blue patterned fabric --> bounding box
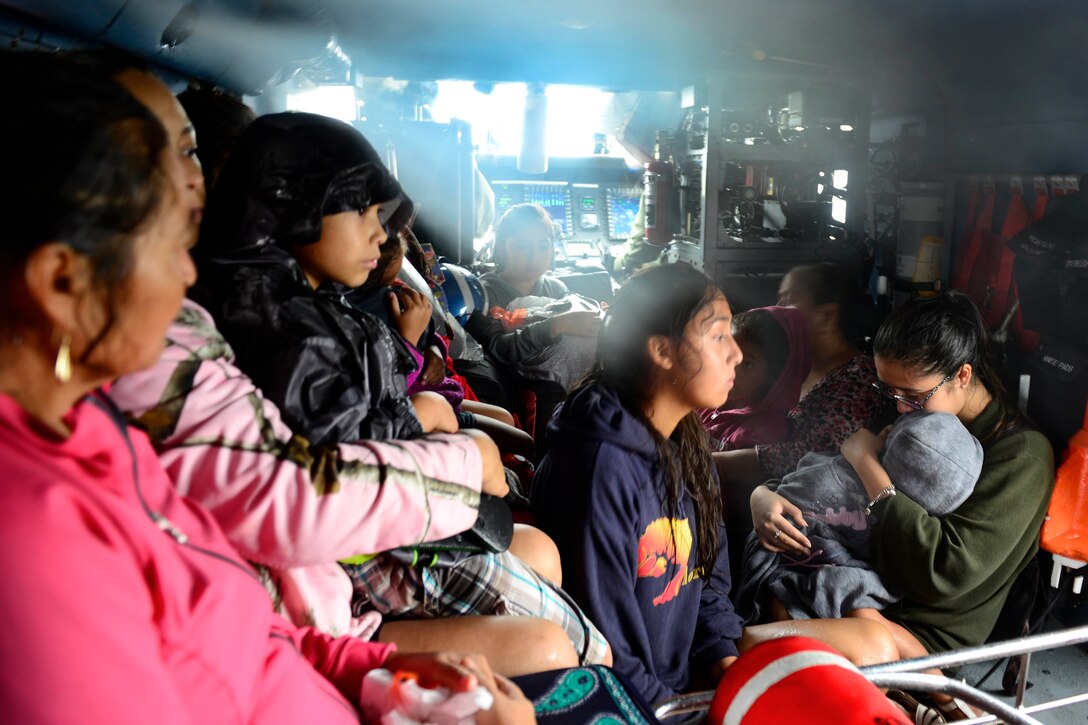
[515,666,660,724]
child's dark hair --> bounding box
[873,290,1020,444]
[176,86,256,190]
[788,262,861,342]
[733,309,790,401]
[0,50,167,357]
[583,262,724,577]
[355,233,407,296]
[492,203,555,270]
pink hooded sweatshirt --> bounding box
[0,391,391,724]
[108,300,484,638]
[700,306,812,450]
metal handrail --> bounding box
[859,624,1088,675]
[959,692,1088,725]
[654,692,712,720]
[654,626,1088,722]
[865,673,1042,725]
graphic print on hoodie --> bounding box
[638,517,695,606]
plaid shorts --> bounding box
[343,550,610,665]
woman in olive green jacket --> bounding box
[748,290,1054,720]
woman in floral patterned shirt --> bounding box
[717,263,893,481]
[714,264,894,552]
[754,352,893,479]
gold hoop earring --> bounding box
[54,334,72,384]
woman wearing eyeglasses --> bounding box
[750,290,1054,720]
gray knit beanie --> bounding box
[880,411,983,515]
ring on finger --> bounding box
[773,530,782,540]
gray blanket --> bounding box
[735,410,983,621]
[506,294,599,390]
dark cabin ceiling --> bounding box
[2,0,1085,95]
[319,0,1088,91]
[334,0,903,89]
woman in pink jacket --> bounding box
[0,51,530,724]
[100,58,602,672]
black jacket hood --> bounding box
[198,111,413,257]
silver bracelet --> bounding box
[864,485,897,515]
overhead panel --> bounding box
[2,0,332,92]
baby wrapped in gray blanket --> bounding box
[735,410,983,622]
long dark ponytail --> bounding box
[873,290,1021,444]
[582,262,724,576]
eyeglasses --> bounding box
[871,371,955,411]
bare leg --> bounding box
[509,524,562,586]
[462,400,516,427]
[847,609,964,711]
[380,616,578,677]
[351,550,610,665]
[742,617,899,666]
[465,409,534,460]
[848,608,928,660]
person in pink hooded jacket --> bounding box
[700,306,811,450]
[0,51,532,724]
[101,60,606,673]
[105,54,497,641]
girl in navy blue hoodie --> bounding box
[532,263,745,703]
